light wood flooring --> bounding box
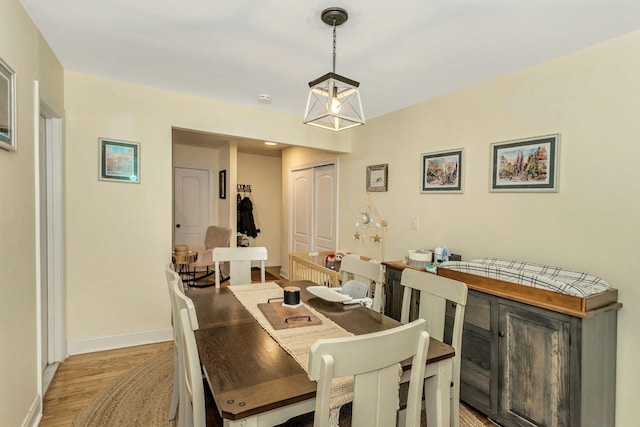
[40,341,173,426]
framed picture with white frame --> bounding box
[490,134,559,192]
[421,149,464,193]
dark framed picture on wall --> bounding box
[366,164,388,192]
[0,56,17,152]
[219,169,227,199]
[99,138,140,183]
[490,134,559,192]
[421,149,463,193]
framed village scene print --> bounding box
[421,149,463,193]
[490,134,559,192]
[99,138,140,183]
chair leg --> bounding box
[451,385,460,427]
[168,348,179,420]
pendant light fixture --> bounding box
[304,7,365,131]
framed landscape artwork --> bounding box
[490,134,559,192]
[421,149,463,193]
[366,164,388,192]
[99,138,140,183]
[0,56,16,151]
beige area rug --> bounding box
[72,343,485,427]
[72,348,177,427]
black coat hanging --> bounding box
[237,196,259,238]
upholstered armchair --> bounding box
[189,226,232,284]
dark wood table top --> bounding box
[190,280,455,421]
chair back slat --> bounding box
[212,246,268,287]
[400,268,468,427]
[339,254,384,312]
[308,319,430,427]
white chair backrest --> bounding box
[339,254,384,312]
[165,263,180,421]
[170,271,204,427]
[400,268,468,427]
[212,246,268,287]
[179,308,206,427]
[308,319,430,427]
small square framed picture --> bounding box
[99,138,140,183]
[421,149,463,193]
[366,164,388,192]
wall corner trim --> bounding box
[21,395,42,427]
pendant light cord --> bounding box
[332,19,337,73]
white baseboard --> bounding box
[67,327,173,355]
[21,395,41,427]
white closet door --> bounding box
[291,163,337,253]
[314,164,337,252]
[292,168,313,252]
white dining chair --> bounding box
[338,254,385,312]
[165,263,180,422]
[171,271,204,427]
[308,319,430,427]
[400,268,468,427]
[212,246,268,287]
[167,266,202,427]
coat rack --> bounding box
[237,184,252,194]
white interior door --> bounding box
[174,167,210,246]
[291,163,337,253]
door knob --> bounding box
[176,224,181,228]
[498,331,505,337]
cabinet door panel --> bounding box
[460,329,492,409]
[498,304,571,427]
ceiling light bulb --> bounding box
[331,96,342,114]
[264,141,277,146]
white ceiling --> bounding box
[20,0,640,121]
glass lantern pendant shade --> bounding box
[304,72,365,131]
[304,7,365,131]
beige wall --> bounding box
[0,0,64,425]
[63,70,345,344]
[238,152,283,266]
[338,31,640,425]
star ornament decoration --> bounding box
[373,234,382,243]
[354,232,361,240]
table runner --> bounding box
[229,282,354,415]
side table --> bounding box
[172,251,198,288]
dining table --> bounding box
[190,280,455,427]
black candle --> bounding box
[283,286,300,306]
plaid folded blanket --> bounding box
[440,257,610,297]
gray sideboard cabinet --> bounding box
[383,262,621,427]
